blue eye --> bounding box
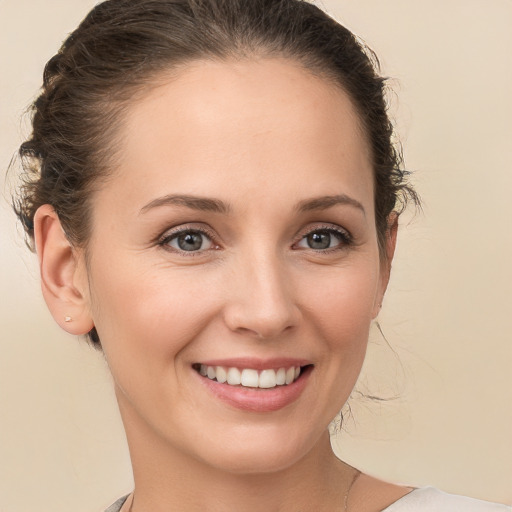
[296,229,349,250]
[164,230,213,252]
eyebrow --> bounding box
[139,193,365,216]
[140,194,231,215]
[296,194,366,216]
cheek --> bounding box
[87,264,223,425]
[282,267,376,424]
[297,259,380,344]
[87,255,233,388]
[88,258,220,367]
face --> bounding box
[80,58,392,474]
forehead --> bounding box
[96,58,374,218]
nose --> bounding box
[222,249,301,339]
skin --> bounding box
[35,58,411,511]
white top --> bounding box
[105,487,511,511]
[382,487,511,511]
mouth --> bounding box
[192,361,314,412]
[192,363,311,389]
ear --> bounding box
[34,205,94,335]
[372,212,399,318]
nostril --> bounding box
[228,315,299,340]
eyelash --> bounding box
[294,224,353,252]
[158,225,218,257]
[157,224,353,255]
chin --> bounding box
[190,423,326,476]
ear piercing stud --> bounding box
[64,316,72,323]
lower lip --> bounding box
[196,367,312,412]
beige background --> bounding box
[1,1,511,511]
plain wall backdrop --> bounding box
[1,1,511,511]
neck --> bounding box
[122,412,357,512]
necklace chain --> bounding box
[344,469,361,512]
[128,469,361,512]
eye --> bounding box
[162,229,214,252]
[296,228,350,250]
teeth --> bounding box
[216,366,227,383]
[227,367,241,385]
[241,369,259,387]
[198,364,303,389]
[259,369,277,388]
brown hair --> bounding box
[13,0,418,345]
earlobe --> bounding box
[34,205,94,335]
[372,213,399,318]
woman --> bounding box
[9,0,511,511]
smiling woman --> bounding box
[5,0,511,511]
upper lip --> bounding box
[196,357,312,371]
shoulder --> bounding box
[384,487,512,512]
[104,495,129,512]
